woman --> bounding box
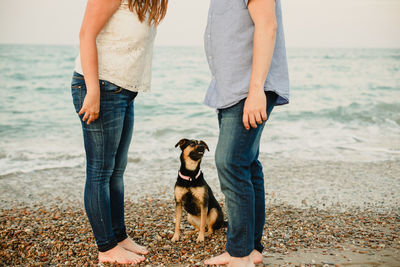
[71,0,168,264]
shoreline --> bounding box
[1,158,399,212]
[1,198,399,266]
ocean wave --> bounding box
[7,73,28,81]
[281,102,400,126]
[0,150,84,177]
[0,160,84,178]
[369,85,398,91]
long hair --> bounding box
[128,0,168,26]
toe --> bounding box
[139,246,149,254]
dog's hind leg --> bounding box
[187,214,200,231]
[171,202,183,242]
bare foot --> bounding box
[228,255,254,267]
[204,252,230,265]
[204,250,262,265]
[250,250,263,264]
[118,237,149,255]
[98,245,145,264]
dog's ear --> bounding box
[175,138,188,149]
[200,140,209,151]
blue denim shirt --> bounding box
[204,0,290,109]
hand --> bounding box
[242,89,267,130]
[78,91,100,125]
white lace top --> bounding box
[74,0,157,92]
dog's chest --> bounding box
[175,186,206,215]
[175,186,206,203]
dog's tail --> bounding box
[212,220,228,230]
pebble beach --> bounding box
[1,199,399,266]
[1,158,399,266]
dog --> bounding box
[171,138,226,243]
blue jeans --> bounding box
[71,72,137,252]
[215,91,278,257]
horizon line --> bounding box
[0,42,399,50]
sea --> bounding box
[0,44,399,208]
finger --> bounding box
[249,113,258,129]
[86,115,93,125]
[94,112,99,121]
[261,110,267,121]
[242,112,250,130]
[87,113,98,125]
[78,107,85,116]
[255,112,263,124]
[82,112,90,122]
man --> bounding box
[203,0,289,266]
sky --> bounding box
[0,0,399,48]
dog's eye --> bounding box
[189,142,195,147]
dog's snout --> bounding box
[197,145,205,152]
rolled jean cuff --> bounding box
[115,231,128,243]
[98,240,118,252]
[226,245,253,258]
[254,244,263,253]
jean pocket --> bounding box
[71,72,86,89]
[71,87,83,113]
[71,84,84,89]
[100,80,123,94]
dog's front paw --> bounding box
[171,234,180,242]
[196,235,205,243]
[205,231,213,237]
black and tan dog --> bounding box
[171,138,226,243]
